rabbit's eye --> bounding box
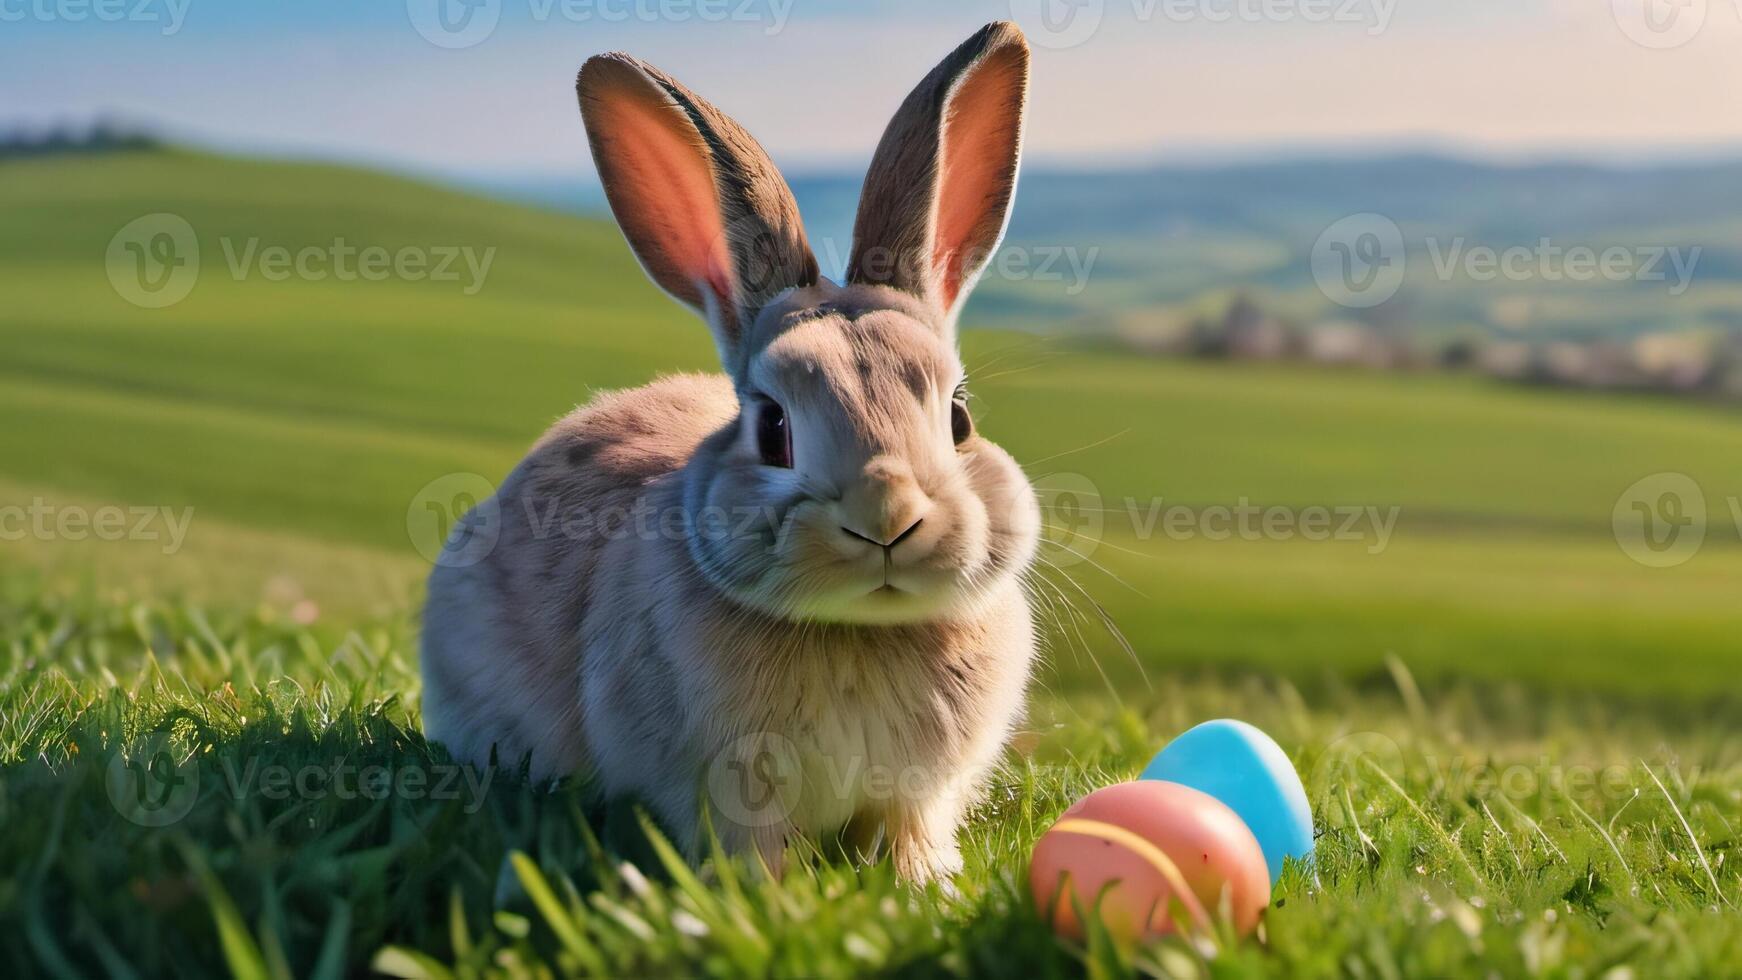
[951,396,973,446]
[756,399,792,468]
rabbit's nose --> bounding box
[835,457,933,553]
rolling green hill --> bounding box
[746,159,1742,335]
[5,149,1742,980]
[4,148,1741,699]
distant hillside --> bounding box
[9,148,1742,690]
[6,145,1742,543]
[988,156,1742,338]
[492,155,1742,339]
[0,147,702,549]
[0,121,161,159]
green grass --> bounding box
[1071,528,1742,701]
[2,583,1737,977]
[5,148,1742,975]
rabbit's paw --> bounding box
[891,832,964,886]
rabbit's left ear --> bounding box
[578,53,818,371]
[847,22,1029,332]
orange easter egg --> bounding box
[1029,780,1272,941]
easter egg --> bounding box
[1140,719,1313,886]
[1029,781,1272,941]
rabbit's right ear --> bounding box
[577,54,818,371]
[847,22,1029,335]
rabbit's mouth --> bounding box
[816,587,951,625]
[780,560,989,625]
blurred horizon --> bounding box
[9,0,1742,179]
[18,113,1742,185]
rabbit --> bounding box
[421,21,1039,883]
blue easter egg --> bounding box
[1140,719,1312,885]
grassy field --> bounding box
[3,149,1741,975]
[2,588,1737,977]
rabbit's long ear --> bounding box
[847,22,1028,333]
[578,53,817,369]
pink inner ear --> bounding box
[592,90,733,309]
[933,47,1024,313]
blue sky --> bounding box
[5,0,1741,178]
